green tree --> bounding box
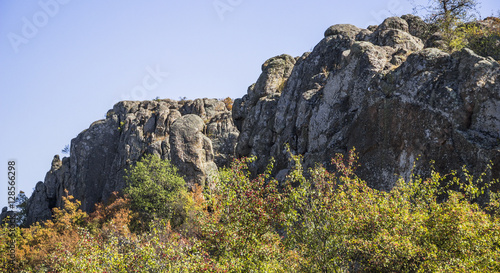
[14,191,28,227]
[123,154,188,231]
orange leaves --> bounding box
[10,190,88,270]
[89,192,132,238]
[221,97,233,111]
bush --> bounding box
[221,97,234,111]
[464,17,500,60]
[197,156,301,271]
[0,192,88,272]
[2,150,499,272]
[283,149,500,272]
[123,154,189,232]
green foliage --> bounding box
[414,0,479,51]
[2,149,499,272]
[45,221,211,273]
[0,192,88,272]
[463,17,500,60]
[414,0,500,59]
[197,156,301,271]
[124,154,188,231]
[283,149,500,272]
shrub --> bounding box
[0,192,88,272]
[123,154,189,232]
[283,148,500,272]
[88,192,133,239]
[221,97,233,111]
[2,149,499,272]
[197,157,301,271]
[463,17,500,60]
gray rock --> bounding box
[25,16,500,226]
[377,16,409,32]
[249,55,296,103]
[205,111,239,167]
[25,182,52,224]
[324,24,362,40]
[170,114,218,189]
[370,28,424,52]
[401,14,436,41]
[234,16,500,191]
[25,99,237,225]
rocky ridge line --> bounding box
[233,16,500,190]
[15,15,500,226]
[24,99,238,225]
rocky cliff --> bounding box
[234,16,500,190]
[22,15,500,225]
[24,99,238,225]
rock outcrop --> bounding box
[23,15,500,225]
[234,16,500,190]
[25,99,237,225]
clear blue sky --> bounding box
[1,0,498,209]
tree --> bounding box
[14,191,28,227]
[413,0,479,50]
[123,154,188,231]
[61,145,69,155]
[423,0,478,23]
[221,97,233,111]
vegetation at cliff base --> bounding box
[1,151,500,272]
[123,154,189,231]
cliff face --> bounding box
[23,16,500,225]
[25,99,238,225]
[234,16,500,190]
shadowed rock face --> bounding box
[234,16,500,190]
[25,99,237,225]
[22,15,500,226]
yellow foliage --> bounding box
[6,190,88,270]
[222,97,233,111]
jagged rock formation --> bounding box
[21,15,500,226]
[234,16,500,190]
[25,99,237,225]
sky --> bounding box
[1,0,498,209]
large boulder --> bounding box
[170,114,218,189]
